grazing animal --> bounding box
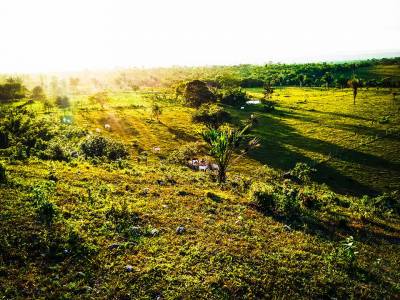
[104,124,111,130]
[153,146,161,152]
[199,165,208,171]
[240,106,245,110]
[95,128,101,133]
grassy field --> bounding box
[1,87,400,299]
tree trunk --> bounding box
[218,166,227,183]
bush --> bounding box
[37,201,57,225]
[80,135,128,161]
[184,80,216,107]
[192,104,231,129]
[250,182,300,215]
[249,182,275,211]
[0,163,6,183]
[218,88,248,107]
[41,140,71,161]
[289,162,316,182]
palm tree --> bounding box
[201,125,259,183]
[348,78,360,105]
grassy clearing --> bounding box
[1,87,400,299]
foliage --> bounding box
[289,162,316,182]
[201,125,259,183]
[167,142,205,164]
[0,162,6,183]
[192,104,231,129]
[31,86,46,101]
[80,135,129,161]
[0,77,26,102]
[55,95,70,109]
[184,80,216,107]
[218,88,248,107]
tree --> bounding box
[184,80,216,107]
[69,77,80,93]
[219,88,248,107]
[336,76,348,89]
[31,86,46,101]
[201,125,259,183]
[263,82,274,99]
[55,96,70,109]
[192,104,231,129]
[348,78,360,105]
[151,102,162,121]
[0,78,26,102]
[43,99,54,112]
[321,72,334,88]
[88,91,110,109]
[297,74,305,87]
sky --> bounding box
[0,0,399,73]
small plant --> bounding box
[37,201,57,225]
[151,102,162,121]
[249,182,275,211]
[205,190,223,202]
[289,162,316,182]
[338,236,358,268]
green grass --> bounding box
[1,87,400,299]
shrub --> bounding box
[218,88,248,107]
[275,185,300,215]
[249,182,275,211]
[37,201,57,225]
[80,135,128,161]
[42,140,71,161]
[0,163,6,183]
[184,80,216,107]
[192,104,231,129]
[289,162,316,182]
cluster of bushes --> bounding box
[80,135,129,161]
[192,104,232,129]
[355,191,400,217]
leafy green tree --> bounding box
[0,78,26,102]
[219,88,248,106]
[55,96,70,109]
[31,86,46,101]
[184,80,216,107]
[201,125,259,183]
[297,74,305,87]
[321,72,334,88]
[192,104,231,129]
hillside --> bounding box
[1,83,400,299]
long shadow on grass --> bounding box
[232,108,395,196]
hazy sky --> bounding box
[1,0,399,72]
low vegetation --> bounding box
[0,60,400,298]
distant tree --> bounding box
[69,77,80,93]
[321,72,334,88]
[0,78,26,102]
[219,88,248,107]
[88,91,110,109]
[43,99,54,112]
[297,74,305,87]
[201,125,259,183]
[348,78,360,105]
[31,86,46,101]
[184,80,216,107]
[192,104,231,129]
[151,102,162,121]
[55,96,70,109]
[336,76,348,89]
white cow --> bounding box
[104,124,111,130]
